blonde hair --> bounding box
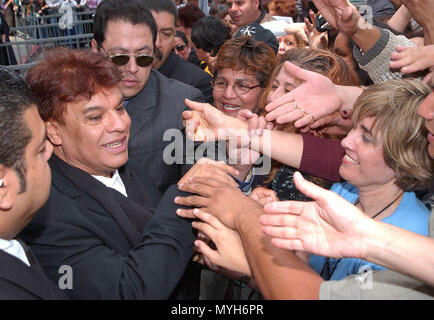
[353,79,433,190]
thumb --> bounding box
[293,171,330,204]
[185,99,206,112]
[283,61,313,82]
[341,6,355,23]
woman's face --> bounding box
[267,66,299,104]
[339,117,396,190]
[172,36,190,61]
[334,33,357,74]
[224,14,239,35]
[278,34,297,56]
[213,67,263,118]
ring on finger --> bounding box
[307,113,315,122]
[292,101,298,110]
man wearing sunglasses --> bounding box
[143,0,213,104]
[92,0,204,195]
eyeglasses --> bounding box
[101,46,154,68]
[211,78,263,95]
[174,44,186,52]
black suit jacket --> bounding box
[126,69,203,194]
[0,242,68,300]
[19,159,196,300]
[158,51,213,104]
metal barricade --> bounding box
[1,33,94,75]
[10,19,94,40]
[2,9,96,74]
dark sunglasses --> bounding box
[100,45,154,68]
[108,53,154,68]
[174,44,186,52]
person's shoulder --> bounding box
[152,69,201,93]
[151,69,204,105]
[384,191,431,235]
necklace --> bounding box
[353,191,404,220]
[320,191,404,280]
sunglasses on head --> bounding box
[174,44,186,52]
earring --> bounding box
[0,179,3,187]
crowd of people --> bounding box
[0,0,434,301]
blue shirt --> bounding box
[309,182,431,281]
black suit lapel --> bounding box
[0,249,66,299]
[49,155,144,247]
[126,70,159,140]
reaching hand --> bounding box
[264,61,343,128]
[178,158,239,188]
[249,186,279,207]
[183,99,248,142]
[192,210,252,277]
[304,10,328,50]
[311,0,362,37]
[390,45,434,74]
[309,110,353,136]
[259,172,371,260]
[175,177,262,229]
[404,0,434,29]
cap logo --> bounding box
[240,26,257,36]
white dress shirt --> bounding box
[0,238,30,267]
[92,169,128,197]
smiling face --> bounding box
[213,67,263,117]
[98,20,154,100]
[418,74,434,159]
[339,117,396,190]
[47,86,130,178]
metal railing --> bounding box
[2,13,94,75]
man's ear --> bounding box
[91,39,99,52]
[0,165,17,211]
[45,121,62,146]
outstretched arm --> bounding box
[260,172,434,287]
[175,177,324,299]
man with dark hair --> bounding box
[0,67,67,299]
[227,0,274,28]
[190,16,231,74]
[140,0,213,103]
[91,0,204,194]
[21,48,238,300]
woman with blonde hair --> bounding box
[308,79,433,279]
[177,78,433,286]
